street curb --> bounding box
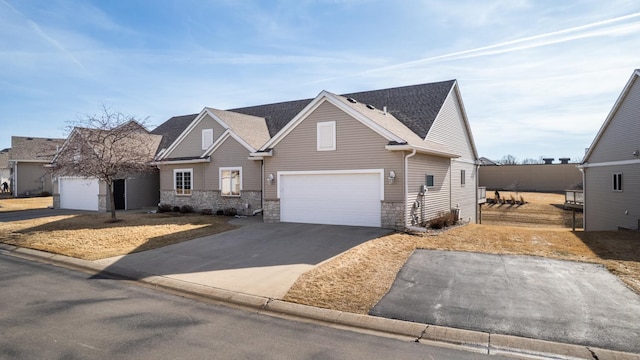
[2,246,639,359]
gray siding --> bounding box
[166,114,226,158]
[263,100,404,201]
[480,164,582,192]
[584,163,640,231]
[425,89,475,160]
[203,136,262,191]
[158,163,207,192]
[126,171,160,209]
[15,162,52,196]
[407,154,451,224]
[587,77,640,163]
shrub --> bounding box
[427,211,458,229]
[179,205,194,213]
[223,207,237,216]
[201,208,213,215]
[40,191,51,197]
[172,206,181,212]
[157,203,173,213]
[216,209,224,216]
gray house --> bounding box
[581,69,640,231]
[8,136,65,197]
[156,80,480,229]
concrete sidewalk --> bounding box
[1,243,639,359]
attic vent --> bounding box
[366,104,375,110]
[347,98,357,103]
[46,138,53,141]
[26,138,33,140]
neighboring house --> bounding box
[156,80,479,229]
[478,157,498,166]
[52,122,162,212]
[581,69,640,231]
[0,148,10,193]
[8,136,65,197]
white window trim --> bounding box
[317,121,336,151]
[202,128,214,150]
[174,168,193,196]
[219,167,242,197]
[613,172,623,192]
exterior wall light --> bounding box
[267,173,275,185]
[387,170,396,184]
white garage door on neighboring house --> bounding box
[279,170,383,227]
[59,177,99,211]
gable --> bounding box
[425,85,477,160]
[164,113,226,159]
[585,71,640,164]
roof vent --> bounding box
[26,137,33,140]
[366,104,375,110]
[542,158,554,164]
[347,98,357,103]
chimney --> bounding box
[559,158,570,164]
[542,158,554,164]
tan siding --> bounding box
[158,163,206,191]
[202,137,262,191]
[126,171,160,209]
[479,164,582,191]
[426,90,475,160]
[263,100,404,200]
[16,162,51,196]
[585,164,640,231]
[167,114,226,158]
[407,154,451,224]
[588,77,640,163]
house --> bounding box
[580,69,640,231]
[52,122,162,212]
[8,136,65,197]
[0,148,10,193]
[156,80,479,229]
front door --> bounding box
[114,179,126,210]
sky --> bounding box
[1,0,639,163]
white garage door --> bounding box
[279,171,382,227]
[59,177,99,211]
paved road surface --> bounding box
[370,250,640,353]
[0,255,509,360]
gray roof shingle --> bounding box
[151,114,198,152]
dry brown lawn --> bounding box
[0,212,235,260]
[0,196,53,212]
[482,191,583,228]
[284,194,638,315]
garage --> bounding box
[59,177,99,211]
[279,170,383,227]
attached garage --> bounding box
[59,177,99,211]
[278,170,383,227]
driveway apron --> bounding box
[370,250,640,353]
[94,220,391,299]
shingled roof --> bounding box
[151,114,198,152]
[230,80,455,138]
[9,136,65,162]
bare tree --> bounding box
[521,158,543,164]
[499,154,518,165]
[51,106,160,221]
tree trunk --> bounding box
[106,180,117,220]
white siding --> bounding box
[451,160,477,223]
[407,154,451,224]
[585,163,640,231]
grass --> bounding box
[482,191,583,228]
[0,196,53,212]
[284,225,640,314]
[0,212,235,260]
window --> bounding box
[220,167,241,196]
[174,169,192,195]
[613,173,622,191]
[461,170,466,185]
[317,121,336,151]
[202,129,213,150]
[426,174,434,187]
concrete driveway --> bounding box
[94,217,391,299]
[0,208,88,222]
[369,250,640,353]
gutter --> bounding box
[386,144,459,159]
[150,158,211,165]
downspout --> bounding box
[13,161,17,197]
[475,162,480,224]
[404,149,417,227]
[579,166,586,231]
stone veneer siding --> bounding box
[263,199,280,223]
[263,199,406,230]
[52,194,60,209]
[381,201,406,230]
[98,194,107,212]
[160,190,261,216]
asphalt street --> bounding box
[0,254,509,360]
[370,250,640,353]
